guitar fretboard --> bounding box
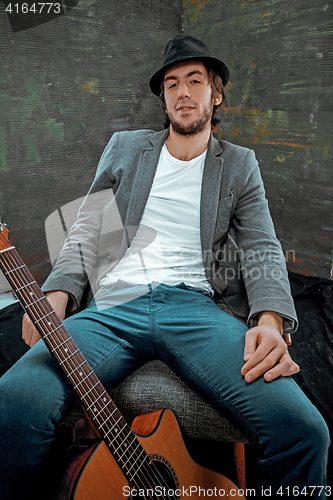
[0,240,151,485]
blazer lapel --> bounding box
[124,129,169,242]
[200,134,224,272]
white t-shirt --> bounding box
[100,143,213,295]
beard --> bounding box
[167,102,213,136]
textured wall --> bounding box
[1,0,332,284]
[0,0,182,284]
[184,0,333,278]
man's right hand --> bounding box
[22,290,69,348]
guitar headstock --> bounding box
[0,224,11,251]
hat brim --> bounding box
[149,55,230,96]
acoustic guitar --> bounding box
[0,224,245,500]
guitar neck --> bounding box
[0,230,148,483]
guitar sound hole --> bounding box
[128,454,180,499]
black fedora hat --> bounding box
[149,34,230,96]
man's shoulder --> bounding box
[103,129,168,158]
[114,128,164,145]
[210,134,254,160]
[219,138,253,157]
[212,137,257,175]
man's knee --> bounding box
[281,400,330,463]
[0,349,73,437]
[0,378,50,436]
[304,410,330,456]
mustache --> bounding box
[176,99,197,110]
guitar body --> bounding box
[61,409,244,500]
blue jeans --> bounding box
[0,282,329,499]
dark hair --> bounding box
[159,65,226,129]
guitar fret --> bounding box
[88,390,109,412]
[25,296,45,308]
[91,399,112,420]
[44,325,62,337]
[120,423,127,433]
[109,420,126,445]
[80,380,99,399]
[35,311,54,323]
[51,338,70,353]
[99,408,117,432]
[104,413,121,438]
[114,430,136,464]
[0,246,15,254]
[16,280,36,292]
[114,430,133,455]
[73,370,94,389]
[87,389,107,411]
[127,448,146,477]
[129,435,137,448]
[59,348,79,366]
[122,441,141,468]
[124,436,139,464]
[66,360,87,378]
[5,264,25,274]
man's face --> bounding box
[163,61,220,136]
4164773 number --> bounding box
[5,3,61,14]
[276,486,331,496]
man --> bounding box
[0,35,329,499]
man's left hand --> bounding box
[241,312,300,383]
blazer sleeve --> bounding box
[233,149,298,333]
[42,133,120,313]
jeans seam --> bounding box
[90,338,129,375]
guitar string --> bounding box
[0,247,176,500]
[0,242,179,500]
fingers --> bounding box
[242,326,283,369]
[262,354,300,382]
[281,360,300,377]
[243,327,258,362]
[22,313,41,348]
[241,326,299,383]
[21,291,68,349]
[262,353,299,382]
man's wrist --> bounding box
[46,290,69,303]
[257,311,283,335]
[257,312,292,344]
[45,290,69,320]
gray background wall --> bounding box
[0,0,332,285]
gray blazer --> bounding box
[43,129,297,333]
